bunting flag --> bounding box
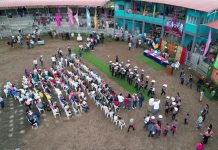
[214,55,218,69]
[134,2,137,13]
[55,8,61,27]
[74,10,79,26]
[94,8,98,29]
[173,9,177,24]
[143,4,146,16]
[67,8,74,27]
[203,29,212,56]
[153,3,156,17]
[86,7,91,28]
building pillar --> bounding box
[142,21,145,34]
[132,19,135,33]
[123,18,126,30]
[181,32,186,46]
[161,25,164,38]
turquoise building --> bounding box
[114,0,218,52]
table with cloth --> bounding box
[143,50,169,67]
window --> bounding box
[118,5,124,10]
[186,16,197,24]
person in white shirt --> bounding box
[153,98,160,115]
[51,55,56,68]
[128,42,132,51]
[0,96,4,109]
[144,114,150,130]
[33,58,37,68]
[117,93,124,108]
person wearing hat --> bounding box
[161,84,167,96]
[157,115,163,128]
[172,107,178,120]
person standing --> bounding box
[117,93,124,109]
[180,73,185,85]
[202,128,213,144]
[33,58,37,68]
[128,41,132,51]
[161,84,167,96]
[39,55,43,67]
[67,46,72,56]
[127,118,135,132]
[180,67,184,77]
[196,115,203,129]
[186,74,193,88]
[115,55,119,62]
[51,55,56,68]
[196,142,204,150]
[201,104,209,122]
[138,92,144,109]
[0,96,4,109]
[200,89,205,102]
[153,98,160,116]
[184,113,190,125]
[171,119,178,135]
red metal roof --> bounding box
[206,20,218,29]
[0,0,107,8]
[141,0,218,12]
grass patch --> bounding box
[137,55,164,71]
[74,49,149,100]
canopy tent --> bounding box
[206,20,218,30]
[0,0,108,8]
[141,0,218,12]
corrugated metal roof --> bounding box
[0,0,107,8]
[141,0,218,12]
[206,20,218,29]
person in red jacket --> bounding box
[124,97,129,109]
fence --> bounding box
[185,51,209,76]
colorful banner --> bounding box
[94,8,98,29]
[74,10,79,26]
[55,8,61,27]
[173,9,177,24]
[153,3,156,17]
[67,8,73,27]
[86,7,91,27]
[55,15,61,27]
[203,29,212,56]
[179,46,187,65]
[143,4,146,16]
[214,55,218,69]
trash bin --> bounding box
[165,65,172,75]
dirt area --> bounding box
[0,37,217,150]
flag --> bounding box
[173,9,177,24]
[214,55,218,69]
[153,3,156,17]
[203,29,212,56]
[74,10,79,26]
[55,8,61,27]
[143,4,146,16]
[94,8,98,29]
[67,8,74,27]
[86,7,91,28]
[134,2,137,13]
